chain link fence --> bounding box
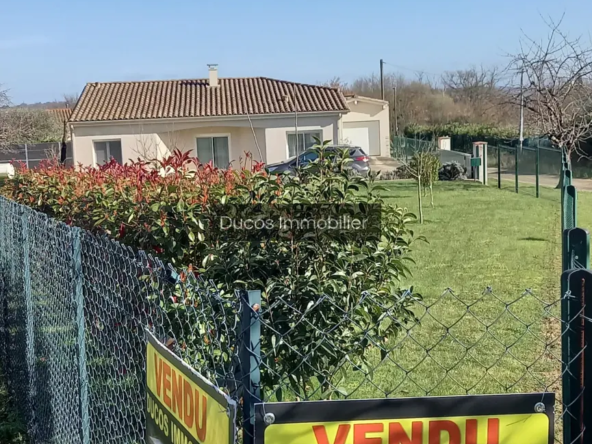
[0,196,246,444]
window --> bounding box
[287,131,322,158]
[296,151,318,165]
[196,136,230,168]
[94,140,122,165]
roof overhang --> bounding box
[345,95,389,109]
[69,110,346,127]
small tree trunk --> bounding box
[417,175,424,224]
[429,182,434,208]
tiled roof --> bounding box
[46,108,72,123]
[70,77,349,123]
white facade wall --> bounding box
[71,114,341,167]
[342,99,390,157]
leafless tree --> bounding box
[0,85,9,109]
[442,66,513,124]
[0,108,62,150]
[508,18,592,158]
[321,77,350,91]
[63,93,80,109]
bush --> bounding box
[0,368,27,443]
[438,161,467,181]
[2,144,421,398]
[404,123,524,154]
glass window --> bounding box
[287,131,322,158]
[94,142,108,165]
[196,136,230,168]
[196,138,214,164]
[297,151,318,164]
[93,140,122,165]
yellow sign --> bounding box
[145,331,236,444]
[265,413,549,444]
[254,394,554,444]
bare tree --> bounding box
[63,93,80,109]
[391,138,440,223]
[0,108,62,150]
[508,18,592,158]
[321,77,350,91]
[442,66,512,124]
[0,85,9,109]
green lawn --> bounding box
[340,180,569,400]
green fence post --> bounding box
[567,185,577,229]
[497,146,501,189]
[72,228,90,444]
[240,289,261,444]
[21,209,36,439]
[515,146,519,193]
[561,268,592,444]
[584,273,592,444]
[536,146,540,198]
[565,228,590,270]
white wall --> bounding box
[71,114,340,167]
[263,115,338,164]
[342,99,390,157]
[159,126,266,165]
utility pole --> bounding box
[516,69,524,194]
[393,86,398,135]
[519,69,525,152]
[380,59,385,100]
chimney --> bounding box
[208,64,219,87]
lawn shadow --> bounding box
[520,237,548,242]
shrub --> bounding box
[403,123,525,154]
[438,161,467,181]
[393,165,414,179]
[0,368,27,443]
[2,145,421,399]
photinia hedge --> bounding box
[3,145,422,399]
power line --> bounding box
[382,61,440,77]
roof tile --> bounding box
[70,77,348,122]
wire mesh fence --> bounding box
[391,136,437,162]
[487,144,563,197]
[0,196,245,444]
[245,284,575,442]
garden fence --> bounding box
[558,149,592,444]
[0,166,591,443]
[0,142,74,168]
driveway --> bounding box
[487,168,592,191]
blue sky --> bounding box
[2,0,592,103]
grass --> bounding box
[337,180,567,400]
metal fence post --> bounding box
[240,289,261,444]
[585,273,592,444]
[72,228,90,444]
[561,268,592,444]
[497,146,501,189]
[515,146,519,193]
[21,209,36,439]
[536,146,540,198]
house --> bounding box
[69,66,391,167]
[47,108,73,126]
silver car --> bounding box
[267,145,370,176]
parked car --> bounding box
[267,145,370,176]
